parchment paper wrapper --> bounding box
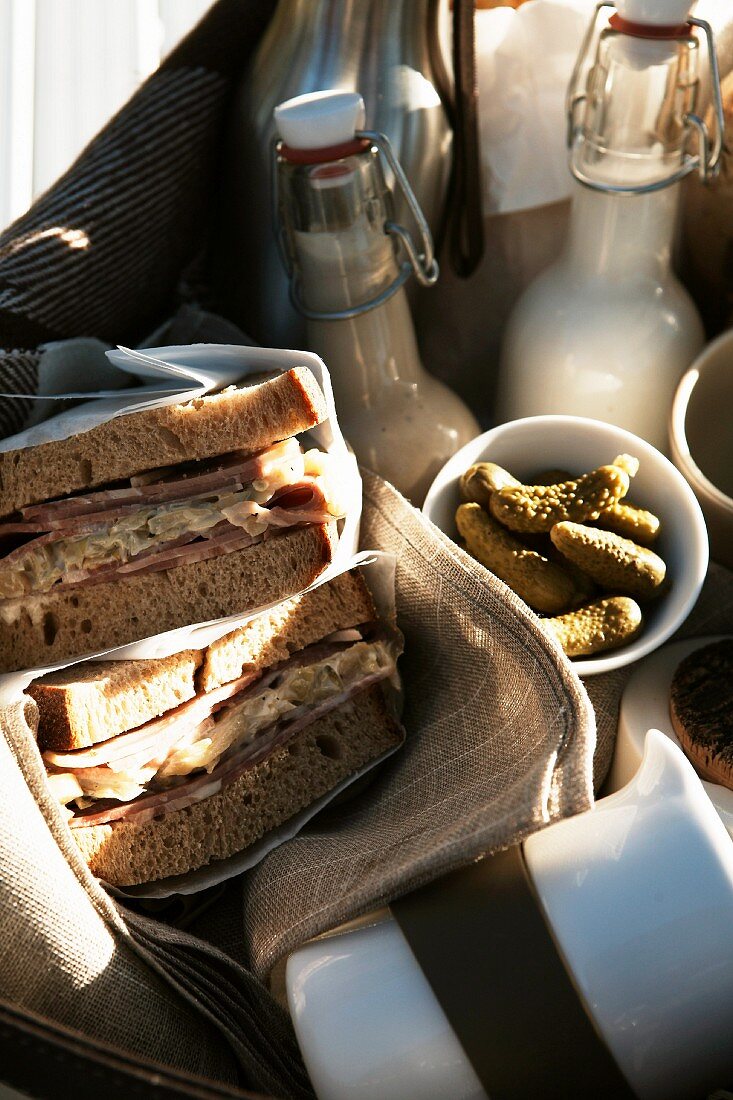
[0,343,362,696]
[6,553,401,899]
[0,341,278,446]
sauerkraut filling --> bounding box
[0,440,347,601]
[45,632,400,817]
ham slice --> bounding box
[68,664,394,829]
[0,441,339,602]
[19,494,241,538]
[0,520,49,536]
[3,477,320,573]
[46,634,364,775]
[0,525,109,566]
[114,527,259,576]
[54,719,216,784]
[223,478,334,530]
[19,438,303,526]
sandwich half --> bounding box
[0,368,348,672]
[29,570,404,887]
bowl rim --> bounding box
[423,414,710,677]
[670,333,733,518]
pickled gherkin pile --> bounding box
[456,455,667,658]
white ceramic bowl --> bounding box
[423,416,709,676]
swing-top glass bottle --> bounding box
[496,0,726,453]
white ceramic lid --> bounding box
[274,90,365,150]
[615,0,694,25]
[524,730,733,1100]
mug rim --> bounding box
[670,332,733,518]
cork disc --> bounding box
[670,639,733,791]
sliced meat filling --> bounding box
[44,626,401,826]
[0,441,345,601]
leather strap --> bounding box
[392,845,637,1099]
[0,998,267,1100]
[448,0,484,278]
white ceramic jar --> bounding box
[286,732,733,1099]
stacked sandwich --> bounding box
[30,569,403,886]
[6,363,404,886]
[0,368,345,672]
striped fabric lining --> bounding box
[0,67,225,346]
[0,349,39,438]
[0,62,226,441]
[0,0,282,447]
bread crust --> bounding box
[0,523,336,673]
[198,569,376,693]
[0,367,327,518]
[73,685,403,886]
[671,720,733,788]
[30,651,203,752]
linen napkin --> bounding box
[0,474,596,1094]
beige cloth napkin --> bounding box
[240,471,595,979]
[12,471,723,1090]
[0,694,311,1097]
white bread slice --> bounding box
[29,570,375,752]
[0,523,336,674]
[72,685,402,887]
[0,367,327,518]
[199,569,376,693]
[29,651,203,753]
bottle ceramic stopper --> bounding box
[614,0,693,26]
[274,91,366,150]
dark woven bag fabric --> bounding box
[0,0,275,438]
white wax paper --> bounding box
[0,343,346,449]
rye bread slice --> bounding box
[198,569,376,693]
[30,650,203,753]
[0,367,327,518]
[29,569,375,752]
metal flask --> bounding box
[215,0,452,349]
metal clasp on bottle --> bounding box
[566,1,725,196]
[273,130,439,322]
